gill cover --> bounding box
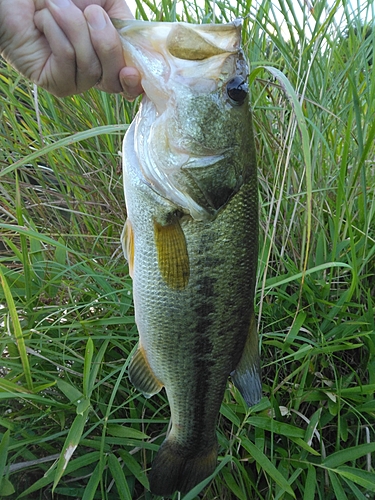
[114,19,250,221]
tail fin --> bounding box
[149,436,218,496]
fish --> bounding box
[113,18,261,496]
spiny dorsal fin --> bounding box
[121,218,135,278]
[129,345,163,398]
[154,216,189,290]
[231,312,262,406]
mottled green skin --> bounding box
[120,19,259,495]
[124,93,258,493]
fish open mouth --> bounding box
[112,19,243,111]
[115,19,250,220]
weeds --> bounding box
[0,0,374,498]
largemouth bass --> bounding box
[114,18,261,496]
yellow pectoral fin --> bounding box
[121,218,135,278]
[154,217,189,290]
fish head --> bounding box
[114,19,255,220]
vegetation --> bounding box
[0,0,374,498]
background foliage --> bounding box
[0,0,374,498]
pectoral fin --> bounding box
[231,313,262,406]
[129,345,163,398]
[154,217,189,290]
[122,219,135,278]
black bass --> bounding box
[113,18,261,496]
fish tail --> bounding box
[149,436,218,496]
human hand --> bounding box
[0,0,143,98]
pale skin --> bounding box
[0,0,143,98]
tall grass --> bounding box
[1,0,374,498]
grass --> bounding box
[0,0,374,498]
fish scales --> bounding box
[114,18,261,496]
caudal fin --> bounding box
[149,436,218,496]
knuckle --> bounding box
[61,45,76,62]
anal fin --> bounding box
[121,218,135,278]
[231,312,262,406]
[154,216,189,290]
[129,345,163,398]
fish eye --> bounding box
[226,77,248,105]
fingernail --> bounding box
[123,74,140,88]
[49,0,71,8]
[87,10,107,31]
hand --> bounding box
[0,0,143,98]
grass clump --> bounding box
[1,0,374,498]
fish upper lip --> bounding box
[119,19,248,221]
[113,18,244,106]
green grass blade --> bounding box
[56,379,83,404]
[81,462,101,500]
[0,124,128,178]
[0,224,81,257]
[342,476,371,500]
[328,470,348,500]
[18,452,100,498]
[0,267,33,390]
[264,262,352,291]
[82,337,94,398]
[52,409,90,493]
[117,450,149,490]
[246,416,304,439]
[181,455,232,500]
[323,442,375,468]
[1,2,374,499]
[303,465,316,500]
[333,467,375,492]
[108,453,132,500]
[0,429,10,487]
[222,466,247,500]
[241,438,296,498]
[252,64,313,271]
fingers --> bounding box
[43,0,102,95]
[119,66,144,101]
[84,5,126,93]
[95,0,134,19]
[0,0,41,73]
[33,8,81,95]
[41,0,143,97]
[32,0,143,98]
[85,5,143,96]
